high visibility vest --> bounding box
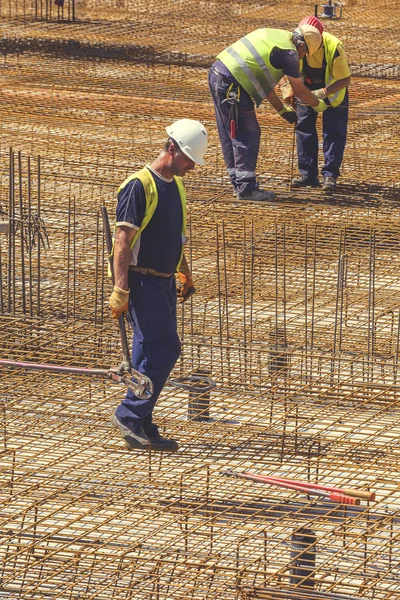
[217,29,295,107]
[115,167,187,271]
[322,32,347,107]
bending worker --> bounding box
[209,24,327,202]
[109,119,208,451]
[288,16,351,191]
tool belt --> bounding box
[222,83,240,139]
[129,265,173,278]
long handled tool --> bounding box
[222,470,372,505]
[100,206,153,399]
[0,358,151,398]
[289,119,296,191]
[243,472,375,502]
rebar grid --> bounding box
[1,0,400,79]
[1,363,400,599]
[0,0,400,597]
[0,53,400,198]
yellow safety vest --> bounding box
[217,29,295,107]
[322,32,347,107]
[115,166,187,271]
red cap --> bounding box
[299,15,324,34]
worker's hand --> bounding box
[278,105,297,125]
[312,99,328,113]
[177,272,196,304]
[109,285,129,319]
[312,88,328,100]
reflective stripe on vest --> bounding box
[115,166,187,272]
[323,32,347,107]
[217,29,295,107]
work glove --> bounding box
[312,87,328,100]
[177,272,196,304]
[278,105,297,125]
[312,99,328,113]
[109,285,129,319]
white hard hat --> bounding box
[166,119,208,166]
[298,24,323,56]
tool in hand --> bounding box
[0,358,151,399]
[222,83,240,139]
[101,206,153,399]
[289,120,296,191]
[222,470,375,505]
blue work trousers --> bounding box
[208,66,261,196]
[115,271,181,438]
[296,90,349,179]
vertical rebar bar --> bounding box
[10,149,16,315]
[216,223,223,378]
[249,220,254,345]
[304,225,308,352]
[73,196,76,319]
[66,196,71,320]
[18,151,26,314]
[94,209,99,324]
[0,238,3,313]
[282,223,287,346]
[27,155,33,317]
[37,155,41,316]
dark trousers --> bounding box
[296,90,349,179]
[115,271,181,437]
[208,65,260,196]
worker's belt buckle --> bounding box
[129,266,173,278]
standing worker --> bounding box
[288,16,351,191]
[109,119,208,451]
[209,24,328,202]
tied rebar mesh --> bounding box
[1,0,400,598]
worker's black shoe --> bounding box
[111,412,151,450]
[322,175,337,191]
[291,175,320,188]
[148,433,179,452]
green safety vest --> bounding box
[217,29,295,107]
[115,166,187,272]
[321,32,347,107]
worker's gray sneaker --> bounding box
[322,175,337,191]
[238,188,276,201]
[291,175,320,188]
[111,411,151,450]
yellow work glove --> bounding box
[109,285,129,319]
[177,272,196,304]
[312,88,328,100]
[312,98,328,113]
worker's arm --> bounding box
[178,253,191,277]
[266,89,297,124]
[312,76,351,99]
[114,225,135,290]
[109,225,135,318]
[287,76,321,107]
[177,253,195,303]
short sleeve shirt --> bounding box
[270,48,301,79]
[306,42,351,81]
[115,167,183,273]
